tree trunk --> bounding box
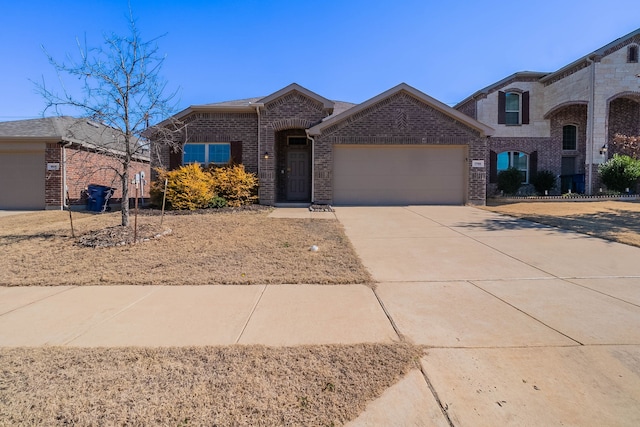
[121,165,130,227]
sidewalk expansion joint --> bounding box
[235,284,267,344]
[418,362,455,427]
[62,286,162,346]
[468,280,584,346]
[0,285,77,318]
[372,287,404,342]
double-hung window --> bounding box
[183,143,231,166]
[505,92,521,125]
[498,90,530,125]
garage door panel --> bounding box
[0,152,46,209]
[333,145,465,205]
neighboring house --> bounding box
[153,28,640,205]
[152,83,493,206]
[455,28,640,195]
[0,117,150,210]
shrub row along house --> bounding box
[0,117,150,210]
[152,28,640,206]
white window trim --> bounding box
[183,142,231,166]
[504,92,521,126]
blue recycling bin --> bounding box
[86,184,114,212]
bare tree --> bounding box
[35,11,177,226]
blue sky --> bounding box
[1,0,638,120]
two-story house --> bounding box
[456,28,640,195]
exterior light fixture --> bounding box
[263,151,269,159]
[600,145,608,155]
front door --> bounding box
[561,156,576,193]
[287,149,310,201]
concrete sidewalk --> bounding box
[2,205,640,425]
[0,284,397,347]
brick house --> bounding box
[0,116,150,210]
[455,28,640,195]
[153,28,640,204]
[152,83,493,206]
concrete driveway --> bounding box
[337,206,640,426]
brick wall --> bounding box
[314,91,487,204]
[608,97,640,155]
[45,143,63,207]
[259,92,327,204]
[151,112,258,176]
[65,147,150,205]
[487,137,555,195]
[549,104,588,178]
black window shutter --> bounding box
[522,91,530,124]
[490,150,498,183]
[230,141,243,164]
[498,91,506,124]
[529,151,538,180]
[169,145,183,170]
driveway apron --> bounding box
[336,205,640,426]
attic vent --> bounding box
[86,120,100,128]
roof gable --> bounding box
[308,83,493,137]
[258,83,334,110]
[541,27,640,85]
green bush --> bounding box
[598,154,640,193]
[208,195,228,209]
[497,167,523,195]
[531,170,556,195]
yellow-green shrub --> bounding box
[208,164,258,207]
[156,164,215,210]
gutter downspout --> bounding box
[305,130,315,203]
[62,140,73,209]
[586,55,596,195]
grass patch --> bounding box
[0,210,371,286]
[0,343,420,426]
[482,200,640,248]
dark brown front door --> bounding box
[287,149,310,201]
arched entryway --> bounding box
[275,129,312,203]
[608,93,640,157]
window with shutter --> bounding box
[182,143,231,166]
[497,151,529,183]
[498,90,530,125]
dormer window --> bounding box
[628,45,638,63]
[498,90,530,125]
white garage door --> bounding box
[0,151,46,209]
[333,145,466,205]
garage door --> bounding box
[333,145,466,205]
[0,152,46,209]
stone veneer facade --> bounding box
[456,29,640,195]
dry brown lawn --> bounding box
[0,343,421,426]
[0,209,371,286]
[482,200,640,247]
